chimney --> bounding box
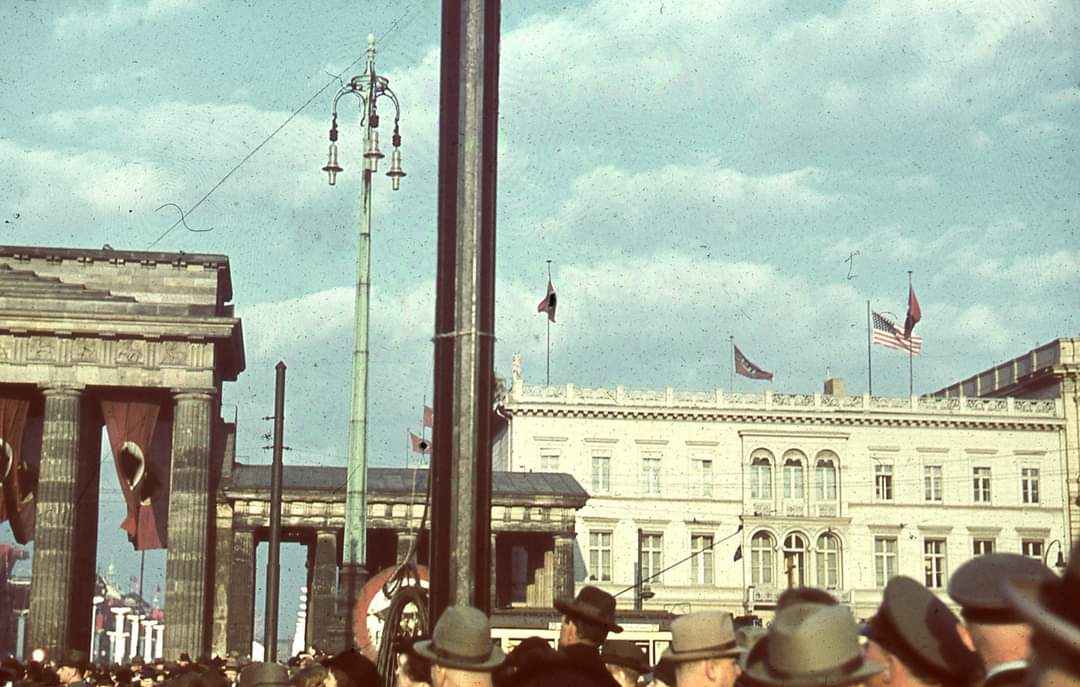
[824,377,848,396]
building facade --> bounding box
[497,355,1069,621]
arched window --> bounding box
[783,533,808,586]
[750,451,773,499]
[815,455,837,501]
[816,533,841,589]
[782,451,805,499]
[750,532,775,587]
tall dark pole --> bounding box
[634,529,643,611]
[907,271,913,397]
[264,362,286,661]
[546,260,551,386]
[429,0,500,622]
[866,300,873,396]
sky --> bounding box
[1,0,1078,646]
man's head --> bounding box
[862,576,979,686]
[661,611,743,687]
[553,586,623,648]
[948,552,1053,670]
[1004,539,1080,686]
[601,641,649,687]
[237,663,290,687]
[395,638,433,687]
[57,652,89,686]
[741,603,882,687]
[414,606,504,687]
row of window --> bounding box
[562,451,1042,505]
[874,464,1040,504]
[586,529,1050,590]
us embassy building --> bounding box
[495,339,1078,621]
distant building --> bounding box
[497,352,1069,621]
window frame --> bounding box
[690,534,714,585]
[640,532,664,585]
[924,465,943,502]
[750,453,773,500]
[750,531,776,587]
[874,463,894,501]
[591,455,610,494]
[815,533,841,589]
[972,466,992,504]
[588,530,613,582]
[640,454,662,495]
[874,536,897,588]
[924,538,947,589]
[1021,467,1040,505]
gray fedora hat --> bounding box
[660,611,743,663]
[739,604,883,687]
[414,606,505,672]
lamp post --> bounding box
[321,33,405,648]
[1044,539,1067,573]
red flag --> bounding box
[536,279,557,323]
[734,344,774,381]
[423,405,434,429]
[409,431,431,454]
[903,286,922,339]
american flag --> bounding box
[872,312,922,354]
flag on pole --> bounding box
[409,431,431,454]
[537,278,557,322]
[872,312,923,354]
[733,545,743,562]
[423,405,434,429]
[904,285,922,338]
[734,344,774,381]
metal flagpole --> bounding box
[866,300,873,396]
[907,271,913,397]
[546,259,552,386]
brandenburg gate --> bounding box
[0,245,244,659]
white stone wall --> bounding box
[501,378,1067,621]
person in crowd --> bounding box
[414,606,504,687]
[774,586,839,610]
[948,552,1054,687]
[223,658,242,686]
[538,586,623,687]
[238,664,291,687]
[1005,538,1080,687]
[862,576,980,686]
[56,652,89,687]
[733,626,766,656]
[740,603,882,687]
[290,664,329,687]
[599,641,649,687]
[660,611,742,687]
[323,648,378,687]
[395,637,433,687]
[646,658,675,687]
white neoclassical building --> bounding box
[496,355,1070,621]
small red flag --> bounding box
[409,431,431,454]
[904,286,922,339]
[423,405,434,429]
[734,344,774,381]
[537,279,557,323]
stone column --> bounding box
[128,614,141,659]
[69,409,102,654]
[553,534,575,602]
[489,533,498,608]
[153,624,164,659]
[164,389,215,659]
[142,620,155,661]
[27,386,82,656]
[227,528,256,655]
[306,529,339,651]
[110,607,130,664]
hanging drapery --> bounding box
[0,397,34,544]
[101,397,165,550]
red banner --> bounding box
[0,397,34,543]
[101,398,165,550]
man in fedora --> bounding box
[740,603,882,687]
[948,553,1054,687]
[862,576,980,686]
[414,606,504,687]
[1004,538,1080,686]
[515,586,621,687]
[56,651,90,687]
[237,663,290,687]
[661,611,742,687]
[600,641,649,687]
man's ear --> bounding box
[955,622,977,653]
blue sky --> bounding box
[2,0,1078,644]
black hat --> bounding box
[601,640,649,674]
[864,576,979,683]
[554,586,623,633]
[324,648,381,687]
[1005,539,1080,656]
[237,663,290,687]
[58,650,90,672]
[949,553,1054,623]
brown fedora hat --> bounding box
[414,606,505,672]
[1005,539,1080,654]
[739,604,883,687]
[601,640,650,674]
[661,611,743,663]
[554,585,623,633]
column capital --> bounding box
[170,387,218,402]
[39,384,84,398]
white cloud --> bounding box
[54,0,203,39]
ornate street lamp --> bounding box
[321,33,405,647]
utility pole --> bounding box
[264,362,286,661]
[428,0,501,621]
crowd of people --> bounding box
[5,539,1079,687]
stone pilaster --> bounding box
[164,389,215,659]
[227,528,256,655]
[69,408,103,653]
[27,386,83,656]
[211,501,234,657]
[553,534,575,602]
[306,529,339,652]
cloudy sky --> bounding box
[2,0,1078,642]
